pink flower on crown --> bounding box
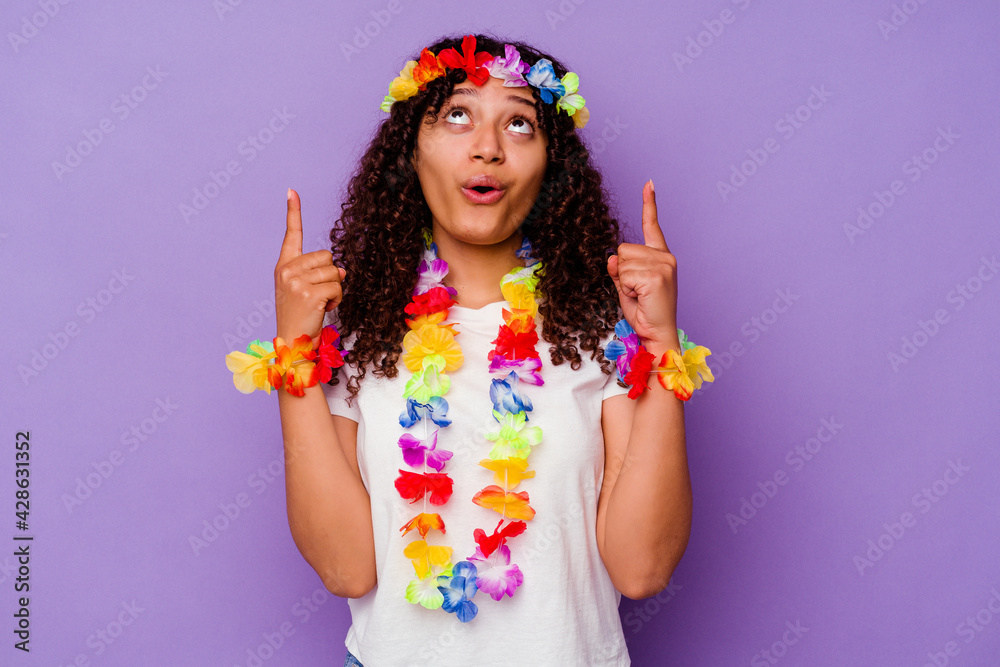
[487,44,530,87]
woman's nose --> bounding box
[470,125,504,163]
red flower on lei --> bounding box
[395,470,455,506]
[623,347,655,399]
[489,323,540,361]
[473,518,527,558]
[315,325,345,383]
[404,286,457,316]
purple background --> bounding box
[2,0,998,665]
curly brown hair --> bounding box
[327,32,625,405]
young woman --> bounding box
[271,33,695,666]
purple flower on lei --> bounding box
[489,356,543,385]
[525,59,565,104]
[414,257,449,294]
[486,44,530,87]
[437,560,479,622]
[398,430,453,472]
[467,544,523,601]
[604,319,641,383]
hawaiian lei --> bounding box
[395,228,543,622]
[224,326,344,397]
[222,239,715,623]
[605,319,715,400]
[380,34,590,129]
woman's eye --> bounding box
[443,106,534,135]
[444,108,470,125]
[509,118,533,135]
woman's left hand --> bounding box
[606,180,679,350]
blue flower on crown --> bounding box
[525,59,565,104]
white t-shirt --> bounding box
[321,301,631,666]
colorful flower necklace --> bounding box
[396,228,544,622]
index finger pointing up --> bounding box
[642,179,670,252]
[280,187,304,263]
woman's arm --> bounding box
[279,387,377,598]
[596,180,692,599]
[596,350,692,600]
[275,189,376,598]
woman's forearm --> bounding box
[279,384,376,598]
[603,339,692,598]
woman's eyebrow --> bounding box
[450,87,536,112]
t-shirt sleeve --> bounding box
[602,366,629,400]
[320,362,361,422]
[319,310,361,422]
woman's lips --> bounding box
[461,186,506,204]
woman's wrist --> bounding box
[640,329,681,357]
[605,319,715,401]
[225,324,345,397]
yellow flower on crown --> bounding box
[380,49,449,112]
[389,61,419,101]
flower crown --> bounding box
[379,34,590,129]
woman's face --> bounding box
[412,75,549,249]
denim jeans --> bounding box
[344,648,364,667]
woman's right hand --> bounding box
[274,188,346,341]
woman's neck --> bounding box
[433,229,524,310]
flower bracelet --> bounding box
[224,324,345,397]
[604,319,714,400]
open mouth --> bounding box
[461,184,506,204]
